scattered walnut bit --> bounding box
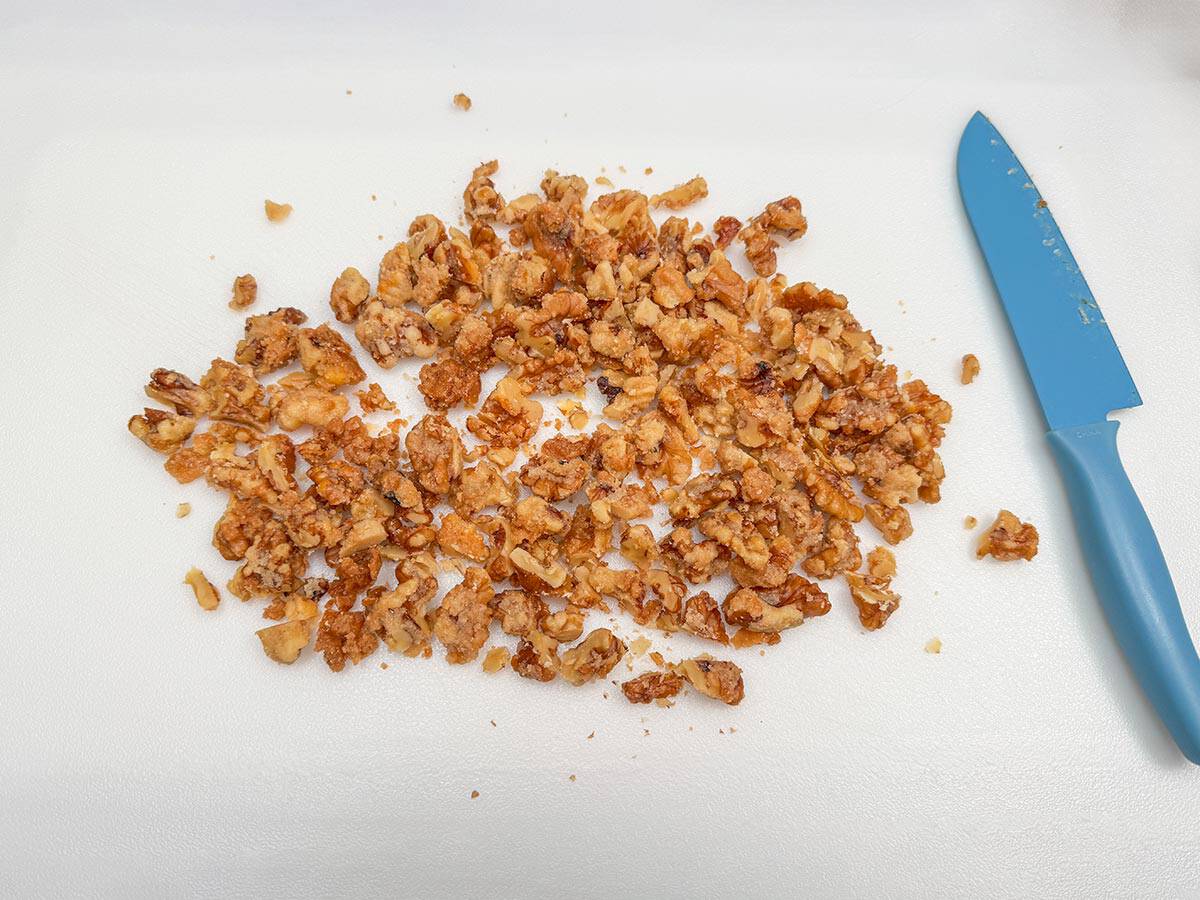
[561,628,627,686]
[866,546,896,580]
[846,569,901,631]
[977,510,1039,561]
[464,160,504,223]
[264,199,293,222]
[356,382,396,414]
[419,357,481,411]
[184,567,220,611]
[682,592,729,644]
[453,92,472,111]
[406,414,465,495]
[256,618,313,663]
[482,646,510,673]
[330,267,371,323]
[434,567,494,663]
[511,630,560,681]
[129,408,197,453]
[176,502,192,518]
[229,274,257,311]
[960,353,980,385]
[964,515,978,529]
[925,637,942,654]
[650,176,708,210]
[297,324,366,388]
[235,307,307,376]
[676,658,744,705]
[622,671,683,704]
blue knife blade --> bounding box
[957,111,1200,765]
[957,111,1141,430]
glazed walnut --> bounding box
[621,671,684,704]
[977,510,1039,561]
[434,567,495,663]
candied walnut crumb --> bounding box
[453,92,472,111]
[264,199,293,222]
[676,657,744,705]
[964,515,978,529]
[356,382,396,414]
[175,502,191,518]
[330,267,371,323]
[650,176,708,210]
[229,274,257,311]
[434,567,494,663]
[925,637,943,654]
[846,569,900,631]
[184,567,220,611]
[961,353,980,385]
[622,671,683,704]
[977,509,1039,561]
[482,646,510,672]
[560,628,626,686]
[257,618,314,663]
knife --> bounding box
[957,111,1200,765]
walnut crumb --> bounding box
[264,199,293,222]
[961,353,980,384]
[453,93,472,111]
[175,502,192,518]
[229,274,257,310]
[964,515,978,529]
[184,567,219,611]
[651,176,708,210]
[977,510,1039,561]
[470,790,480,799]
[925,637,942,654]
[482,646,511,673]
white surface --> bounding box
[2,1,1199,897]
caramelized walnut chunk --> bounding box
[146,368,212,417]
[229,273,258,311]
[677,657,744,705]
[418,357,482,411]
[560,628,627,686]
[184,567,220,611]
[682,591,729,644]
[464,160,505,223]
[129,408,196,453]
[356,382,396,414]
[434,567,495,663]
[722,588,805,633]
[235,306,307,375]
[650,176,708,210]
[257,618,314,664]
[297,324,366,388]
[406,414,465,495]
[511,630,560,682]
[330,267,371,323]
[437,512,489,562]
[200,359,272,428]
[621,671,684,704]
[315,607,379,671]
[977,510,1039,561]
[846,571,900,631]
[466,378,542,449]
[493,590,548,637]
[355,301,438,367]
[864,502,913,545]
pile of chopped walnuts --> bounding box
[132,163,957,707]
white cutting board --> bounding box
[2,2,1199,897]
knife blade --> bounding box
[958,111,1200,765]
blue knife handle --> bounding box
[1048,420,1200,764]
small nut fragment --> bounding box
[264,199,293,222]
[176,502,192,518]
[229,274,257,311]
[976,509,1039,561]
[650,176,708,210]
[560,628,627,686]
[621,671,684,704]
[330,267,370,323]
[453,92,472,111]
[960,353,980,385]
[184,567,220,611]
[964,515,978,530]
[846,571,900,631]
[925,637,943,654]
[676,657,744,705]
[481,646,510,673]
[256,618,315,664]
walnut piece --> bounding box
[256,618,314,663]
[264,199,293,222]
[977,509,1039,561]
[621,671,684,704]
[650,176,708,210]
[453,92,472,111]
[960,353,980,385]
[677,658,744,705]
[229,274,257,311]
[560,628,627,686]
[184,567,220,611]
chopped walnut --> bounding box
[482,646,509,672]
[235,307,307,375]
[356,382,396,414]
[418,358,481,411]
[650,176,708,210]
[200,359,271,428]
[466,377,542,449]
[297,324,366,388]
[846,570,900,631]
[315,607,379,671]
[229,273,257,311]
[264,199,293,222]
[453,92,472,111]
[145,368,212,417]
[270,382,349,431]
[621,671,684,704]
[434,567,494,663]
[129,408,196,453]
[977,510,1039,561]
[464,160,504,222]
[406,414,465,495]
[354,301,438,368]
[864,503,913,545]
[541,605,585,642]
[184,567,220,611]
[437,512,489,562]
[960,353,980,385]
[511,630,560,681]
[330,267,371,323]
[682,591,729,644]
[257,618,314,664]
[677,658,744,705]
[560,628,627,686]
